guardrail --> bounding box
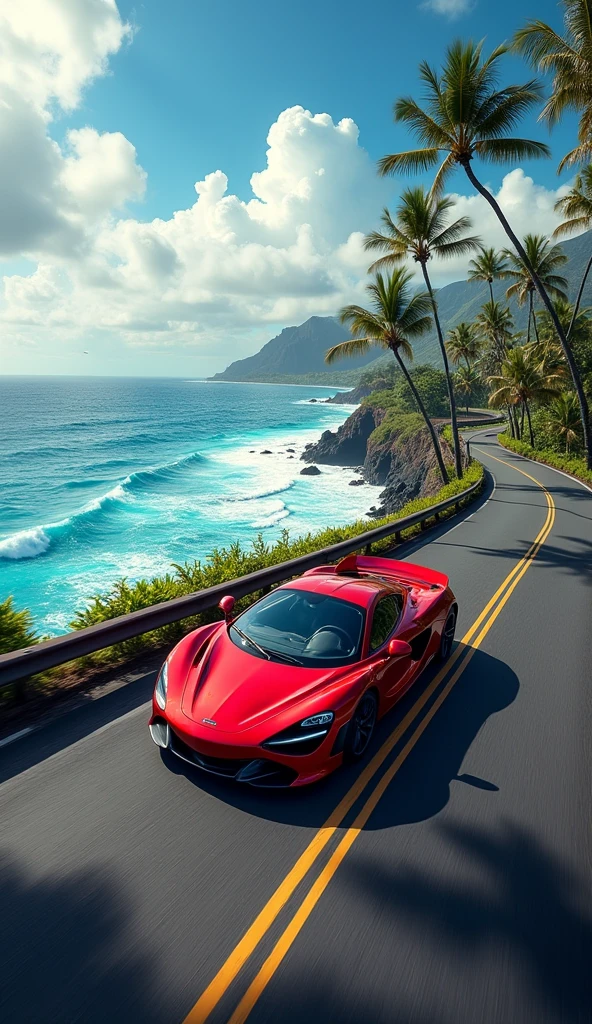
[0,477,482,688]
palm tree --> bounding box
[553,165,592,339]
[326,268,448,484]
[546,393,582,452]
[488,345,564,446]
[475,301,515,370]
[503,234,568,343]
[379,39,592,469]
[537,296,592,348]
[467,247,509,303]
[513,0,592,171]
[454,365,480,414]
[446,322,483,370]
[364,187,481,477]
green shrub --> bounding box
[0,597,39,655]
[498,433,592,486]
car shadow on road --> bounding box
[337,820,592,1024]
[162,647,519,831]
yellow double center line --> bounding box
[184,451,555,1024]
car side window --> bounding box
[369,594,403,651]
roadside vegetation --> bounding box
[324,2,592,475]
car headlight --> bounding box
[300,712,334,728]
[154,660,169,710]
[262,711,334,755]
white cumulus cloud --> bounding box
[0,2,585,376]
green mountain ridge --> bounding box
[211,230,592,385]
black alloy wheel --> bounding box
[437,607,457,662]
[344,691,378,763]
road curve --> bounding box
[1,433,591,1024]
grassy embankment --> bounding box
[497,433,592,487]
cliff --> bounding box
[210,316,374,381]
[302,402,456,517]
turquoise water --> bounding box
[0,377,375,634]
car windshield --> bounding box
[229,588,365,667]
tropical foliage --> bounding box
[326,267,449,483]
[378,37,592,468]
[363,187,480,478]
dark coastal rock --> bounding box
[260,450,272,454]
[301,406,378,467]
[300,465,321,475]
[309,398,318,403]
[349,479,364,486]
[286,448,295,453]
[303,398,458,518]
[287,455,294,459]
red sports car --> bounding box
[149,554,457,787]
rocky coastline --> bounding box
[302,401,456,518]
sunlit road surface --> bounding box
[1,433,591,1024]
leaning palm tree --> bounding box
[553,165,592,338]
[467,247,509,303]
[364,187,481,477]
[379,38,592,468]
[547,392,583,452]
[503,234,568,343]
[446,322,483,370]
[326,268,448,484]
[488,344,564,446]
[513,0,592,171]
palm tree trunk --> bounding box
[488,280,494,304]
[567,252,592,341]
[520,402,525,440]
[528,290,534,344]
[525,400,534,448]
[533,304,540,344]
[420,262,463,479]
[391,347,448,484]
[507,404,515,438]
[461,158,592,471]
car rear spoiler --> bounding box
[332,554,449,589]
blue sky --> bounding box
[0,0,586,376]
[65,0,578,220]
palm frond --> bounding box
[436,235,483,260]
[378,148,441,177]
[475,137,552,162]
[325,337,380,365]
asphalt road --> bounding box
[2,433,591,1024]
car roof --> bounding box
[283,573,401,609]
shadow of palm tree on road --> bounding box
[0,855,168,1024]
[344,820,592,1023]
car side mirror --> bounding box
[388,638,412,659]
[218,595,236,623]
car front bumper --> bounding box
[149,713,341,787]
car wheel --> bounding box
[437,607,457,662]
[343,691,378,763]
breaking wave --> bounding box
[0,451,207,560]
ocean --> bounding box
[0,377,376,634]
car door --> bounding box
[368,593,415,704]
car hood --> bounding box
[180,628,349,733]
